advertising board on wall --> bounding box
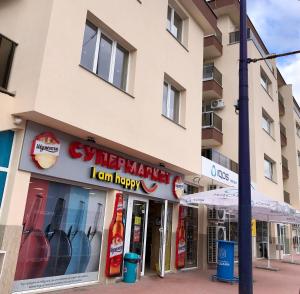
[19,121,182,202]
[201,156,238,188]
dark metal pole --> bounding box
[238,0,253,293]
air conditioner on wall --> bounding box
[211,99,225,110]
[207,226,227,263]
[208,208,226,222]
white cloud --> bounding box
[279,56,300,103]
[248,0,300,102]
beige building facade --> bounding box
[0,0,299,293]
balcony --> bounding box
[202,148,239,173]
[284,191,290,204]
[282,155,289,180]
[280,123,287,147]
[202,111,223,147]
[278,93,285,116]
[203,64,223,99]
[204,29,223,59]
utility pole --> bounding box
[238,0,253,293]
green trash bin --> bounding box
[123,252,140,283]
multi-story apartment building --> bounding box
[0,0,218,293]
[0,0,299,293]
[197,0,300,264]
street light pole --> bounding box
[238,0,253,293]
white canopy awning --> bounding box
[181,187,300,224]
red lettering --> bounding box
[108,154,118,170]
[165,173,170,184]
[158,170,166,183]
[95,150,109,167]
[69,141,83,159]
[117,157,126,170]
[130,162,137,175]
[144,166,153,179]
[83,145,96,161]
[137,164,145,177]
[151,168,159,181]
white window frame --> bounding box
[260,69,271,94]
[264,157,273,180]
[167,5,183,42]
[90,28,129,91]
[163,82,180,124]
[262,111,273,135]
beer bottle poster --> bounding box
[105,193,125,277]
[176,206,186,269]
[13,178,106,292]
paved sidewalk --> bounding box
[53,259,300,294]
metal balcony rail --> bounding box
[282,155,289,169]
[202,111,222,132]
[202,148,239,173]
[284,191,290,204]
[278,92,284,105]
[203,64,222,86]
[280,123,287,136]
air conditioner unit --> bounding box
[208,208,226,222]
[207,226,227,263]
[211,99,225,110]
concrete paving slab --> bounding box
[52,259,300,294]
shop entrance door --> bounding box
[124,197,149,276]
[144,200,170,277]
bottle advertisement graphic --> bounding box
[86,203,103,272]
[176,206,186,269]
[44,198,72,276]
[13,178,106,293]
[14,194,50,280]
[106,193,125,277]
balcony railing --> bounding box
[202,148,239,174]
[282,155,289,180]
[284,191,290,204]
[280,123,287,146]
[202,111,222,132]
[203,64,222,86]
[278,93,285,116]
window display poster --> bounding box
[13,178,106,292]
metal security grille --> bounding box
[208,226,217,263]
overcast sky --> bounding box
[247,0,300,102]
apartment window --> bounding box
[0,34,17,90]
[80,21,129,91]
[264,156,274,180]
[260,68,271,95]
[298,151,300,166]
[167,5,183,42]
[261,110,273,136]
[296,122,300,138]
[162,81,180,123]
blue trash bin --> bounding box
[212,240,238,284]
[123,253,140,283]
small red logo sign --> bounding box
[31,132,60,169]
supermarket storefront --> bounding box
[12,121,185,293]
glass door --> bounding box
[124,197,149,276]
[158,200,168,277]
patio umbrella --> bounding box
[181,187,300,271]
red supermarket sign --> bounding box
[68,141,184,196]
